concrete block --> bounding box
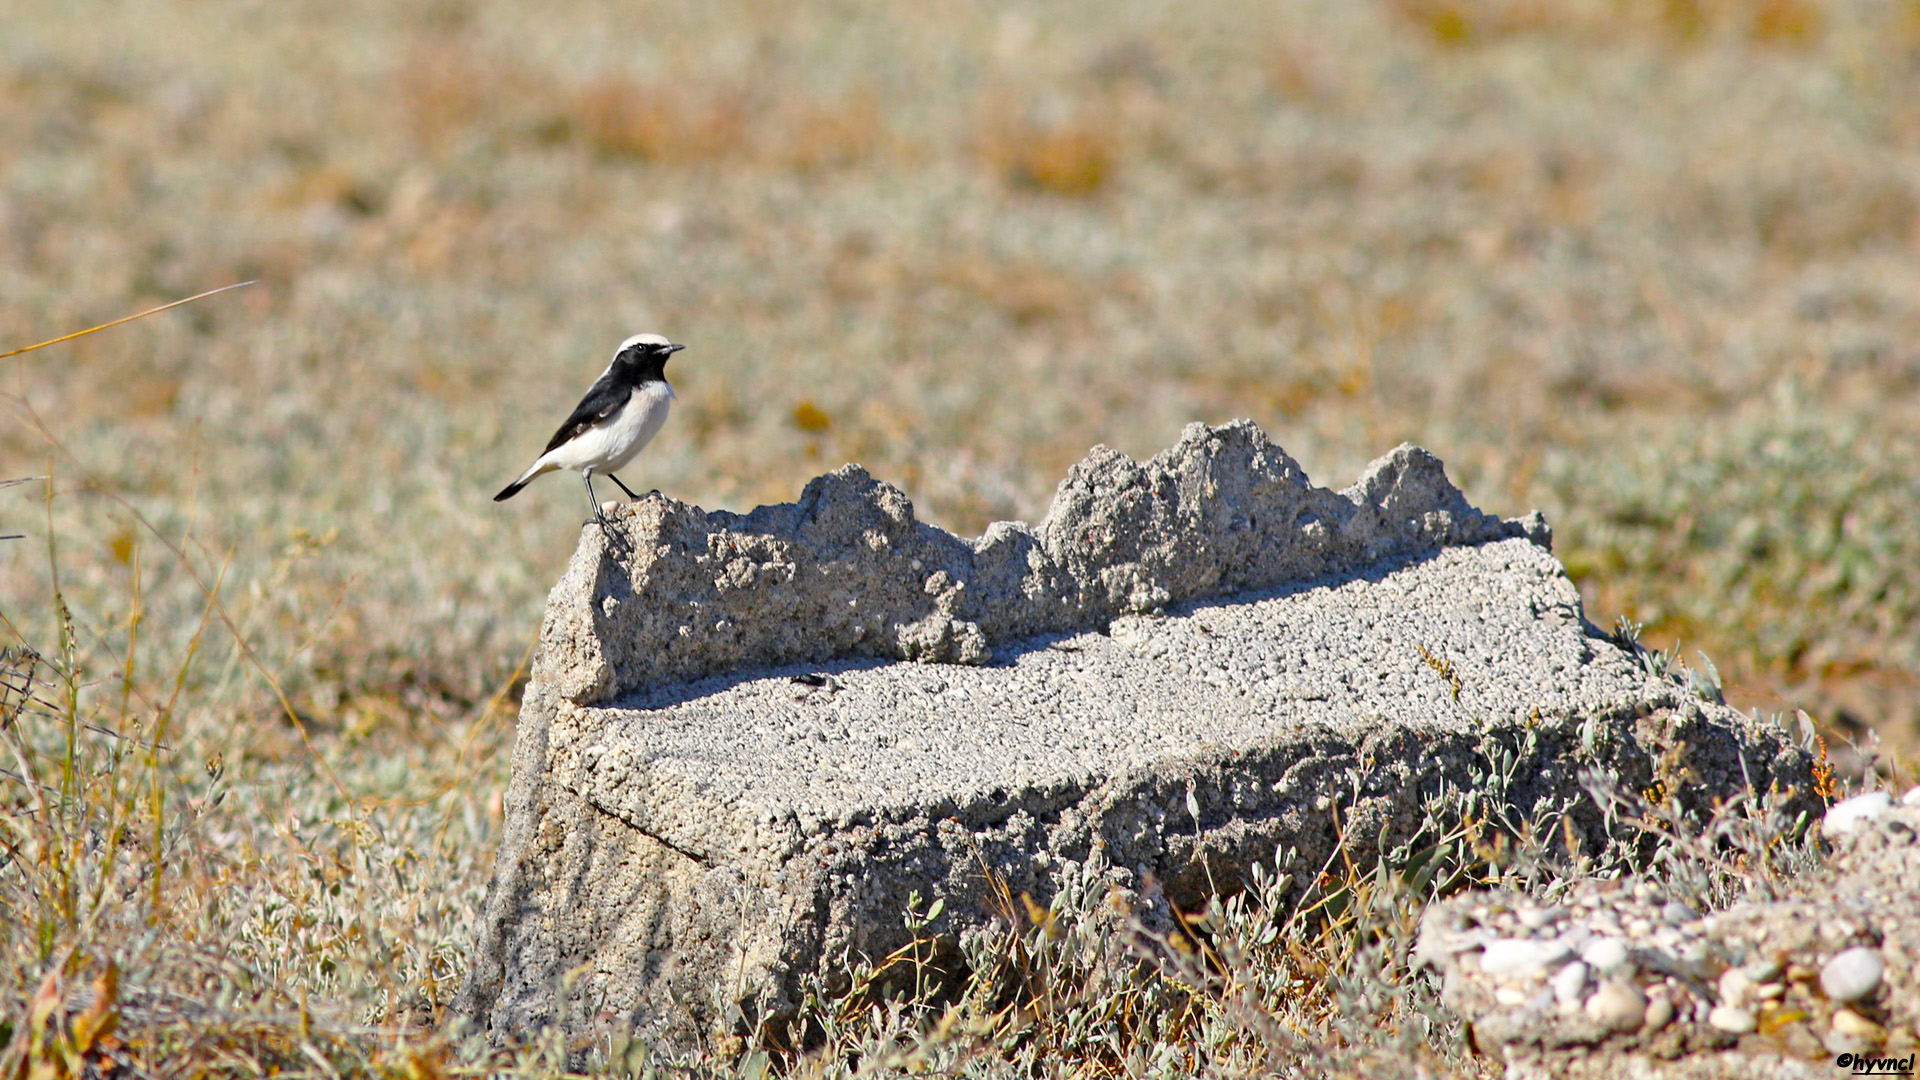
[453,422,1810,1053]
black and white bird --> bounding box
[493,333,685,528]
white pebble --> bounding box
[1495,985,1529,1006]
[1717,967,1755,1009]
[1480,938,1573,978]
[1553,960,1590,1005]
[1520,905,1568,930]
[1825,791,1893,835]
[1585,981,1647,1032]
[1581,936,1631,974]
[1643,995,1675,1032]
[1902,785,1920,807]
[1708,1004,1756,1033]
[1821,947,1885,1003]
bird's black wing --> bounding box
[543,371,634,453]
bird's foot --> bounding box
[588,508,632,556]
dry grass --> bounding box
[2,0,1919,1073]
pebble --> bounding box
[1717,967,1755,1009]
[1519,905,1568,930]
[1708,1004,1757,1033]
[1824,792,1893,835]
[1903,785,1920,808]
[1585,981,1647,1032]
[1552,960,1589,1005]
[1480,938,1574,977]
[1660,901,1698,926]
[1581,937,1630,974]
[1831,1007,1884,1040]
[1643,995,1675,1032]
[1741,958,1783,983]
[1820,947,1885,1003]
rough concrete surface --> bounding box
[531,420,1547,705]
[1421,793,1920,1079]
[453,421,1812,1055]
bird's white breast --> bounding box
[540,380,674,474]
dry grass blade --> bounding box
[0,282,254,361]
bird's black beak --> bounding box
[668,343,687,353]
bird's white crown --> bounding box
[617,332,675,354]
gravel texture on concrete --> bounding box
[453,423,1812,1053]
[1421,791,1920,1079]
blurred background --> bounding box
[3,0,1918,766]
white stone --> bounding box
[1553,960,1590,1005]
[1585,981,1647,1032]
[1825,791,1893,835]
[1495,985,1529,1006]
[1643,995,1675,1032]
[1902,785,1920,808]
[1479,938,1573,978]
[1708,1004,1757,1033]
[1520,905,1568,931]
[1820,947,1885,1003]
[1581,936,1631,974]
[1717,967,1755,1009]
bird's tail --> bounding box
[494,462,554,502]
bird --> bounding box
[494,333,685,532]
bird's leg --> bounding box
[583,473,631,554]
[583,473,611,528]
[607,473,642,500]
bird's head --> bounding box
[613,333,686,376]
